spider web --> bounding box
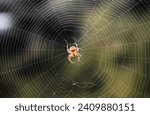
[0,0,150,97]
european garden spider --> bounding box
[66,42,81,63]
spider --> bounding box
[66,42,81,63]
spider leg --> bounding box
[67,43,69,52]
[67,49,71,53]
[75,42,78,48]
[68,54,74,63]
[64,39,70,52]
[77,53,81,62]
